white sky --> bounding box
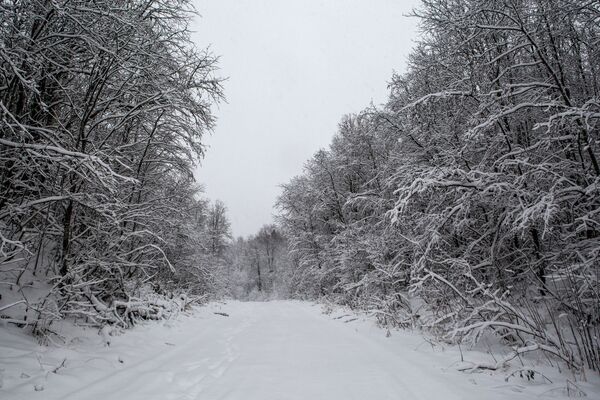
[191,0,420,237]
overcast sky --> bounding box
[191,0,420,237]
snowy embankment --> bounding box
[1,301,598,400]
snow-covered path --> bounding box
[2,301,598,399]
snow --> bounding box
[1,300,599,399]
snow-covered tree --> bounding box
[277,0,599,372]
[0,0,224,330]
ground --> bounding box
[1,301,598,399]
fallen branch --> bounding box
[458,343,540,372]
[214,312,229,317]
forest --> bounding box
[1,0,599,384]
[0,0,228,327]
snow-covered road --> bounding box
[2,301,598,399]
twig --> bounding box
[214,312,229,317]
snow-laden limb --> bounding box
[0,300,26,313]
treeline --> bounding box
[0,0,225,330]
[227,225,292,300]
[278,0,599,372]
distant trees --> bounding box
[206,200,232,257]
[226,225,292,300]
[0,0,224,330]
[278,0,599,373]
[256,225,285,275]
